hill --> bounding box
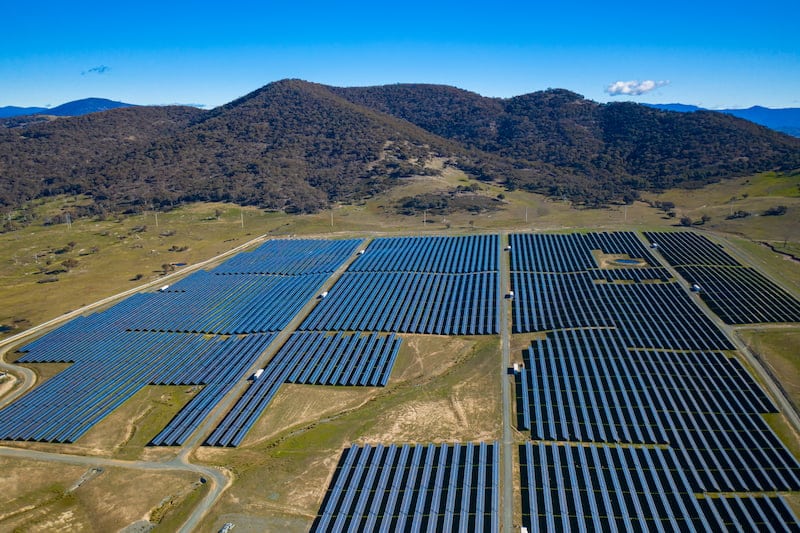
[0,105,48,118]
[336,84,800,199]
[0,98,134,119]
[645,103,800,137]
[1,80,800,217]
[43,97,134,116]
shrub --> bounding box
[763,205,788,216]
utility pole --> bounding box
[65,212,72,231]
[525,207,528,223]
[154,211,159,228]
[240,209,244,229]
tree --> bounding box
[679,216,693,227]
[763,205,788,216]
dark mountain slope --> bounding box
[336,84,800,200]
[597,104,800,189]
[1,80,467,212]
[0,106,204,209]
[330,84,505,147]
[2,79,800,215]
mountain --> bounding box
[1,79,799,217]
[43,97,134,116]
[0,80,464,214]
[0,106,48,118]
[336,84,800,196]
[645,103,800,137]
[0,98,134,119]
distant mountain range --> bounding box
[644,103,800,137]
[1,80,799,218]
[0,98,133,118]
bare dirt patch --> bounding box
[0,457,199,532]
[0,372,19,400]
[361,336,501,444]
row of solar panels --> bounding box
[205,332,401,448]
[511,271,733,351]
[300,271,500,335]
[510,231,661,273]
[644,231,740,267]
[122,271,331,334]
[521,442,799,532]
[0,332,275,443]
[212,238,364,275]
[515,328,800,493]
[646,231,800,324]
[312,442,499,533]
[348,235,499,273]
[1,239,366,444]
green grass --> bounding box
[0,201,291,339]
[739,328,800,409]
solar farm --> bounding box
[1,229,800,531]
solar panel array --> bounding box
[206,332,401,447]
[312,442,498,533]
[644,231,800,324]
[213,238,362,275]
[1,330,275,443]
[520,442,800,532]
[643,231,741,266]
[301,235,500,335]
[512,231,800,529]
[516,329,800,493]
[509,233,732,350]
[0,238,361,444]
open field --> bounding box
[740,328,800,411]
[0,456,204,531]
[1,167,799,531]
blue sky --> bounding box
[3,1,799,109]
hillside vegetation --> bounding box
[2,80,800,219]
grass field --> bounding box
[0,456,202,532]
[739,328,800,411]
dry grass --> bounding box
[195,335,501,532]
[0,456,200,532]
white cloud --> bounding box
[606,79,669,96]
